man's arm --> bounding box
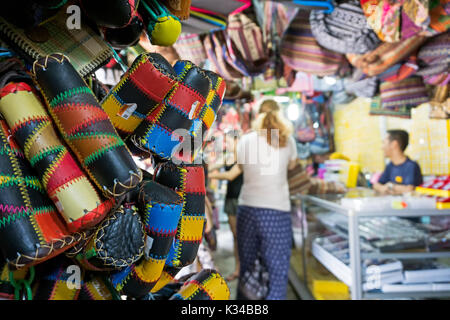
[208,163,242,181]
[391,184,415,194]
[373,182,389,194]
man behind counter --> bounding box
[373,130,423,195]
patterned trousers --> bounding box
[236,205,293,300]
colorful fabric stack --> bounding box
[101,52,177,138]
[109,181,183,298]
[132,60,211,161]
[417,31,450,85]
[169,269,230,300]
[0,119,80,270]
[75,205,145,271]
[0,82,112,232]
[360,0,431,42]
[154,162,206,268]
[346,35,427,77]
[378,77,429,118]
[32,53,143,198]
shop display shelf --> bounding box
[291,190,450,300]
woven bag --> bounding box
[280,10,346,76]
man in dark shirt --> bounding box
[374,130,423,195]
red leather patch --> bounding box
[130,60,176,102]
[46,151,85,194]
[167,83,206,117]
[34,209,69,242]
[0,82,33,98]
[184,166,205,194]
[215,80,226,101]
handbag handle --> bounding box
[292,0,334,14]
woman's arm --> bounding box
[208,163,225,173]
[208,163,242,181]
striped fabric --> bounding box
[417,31,450,85]
[346,35,427,77]
[174,33,207,66]
[280,10,345,76]
[377,77,429,118]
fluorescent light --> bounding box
[324,76,337,85]
[273,96,290,103]
[287,103,300,121]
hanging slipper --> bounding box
[138,0,182,46]
[131,60,211,162]
[110,180,182,298]
[80,0,139,29]
[154,162,206,268]
[101,52,177,138]
[102,12,145,50]
[32,53,143,198]
[32,255,82,300]
[0,82,113,232]
[78,273,121,300]
[0,119,81,270]
[75,204,145,271]
[169,269,230,300]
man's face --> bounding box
[382,136,394,158]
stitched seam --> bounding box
[49,87,93,107]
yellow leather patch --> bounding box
[135,258,165,283]
[51,176,101,223]
[0,90,49,129]
[202,106,215,129]
[151,269,175,293]
[179,216,205,241]
[202,274,230,300]
[178,282,201,299]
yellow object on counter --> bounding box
[416,186,450,198]
[312,280,350,300]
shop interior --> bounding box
[0,0,448,301]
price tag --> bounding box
[117,103,137,120]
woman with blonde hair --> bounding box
[209,99,297,300]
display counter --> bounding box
[290,188,450,300]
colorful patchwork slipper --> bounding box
[75,205,145,271]
[132,60,211,162]
[154,162,206,267]
[32,53,143,198]
[32,255,82,300]
[0,119,81,270]
[169,269,230,300]
[110,180,183,298]
[80,0,139,29]
[0,82,113,232]
[101,52,177,138]
[102,13,145,50]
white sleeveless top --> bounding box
[237,131,297,212]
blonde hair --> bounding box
[253,99,293,148]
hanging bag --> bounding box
[280,10,346,76]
